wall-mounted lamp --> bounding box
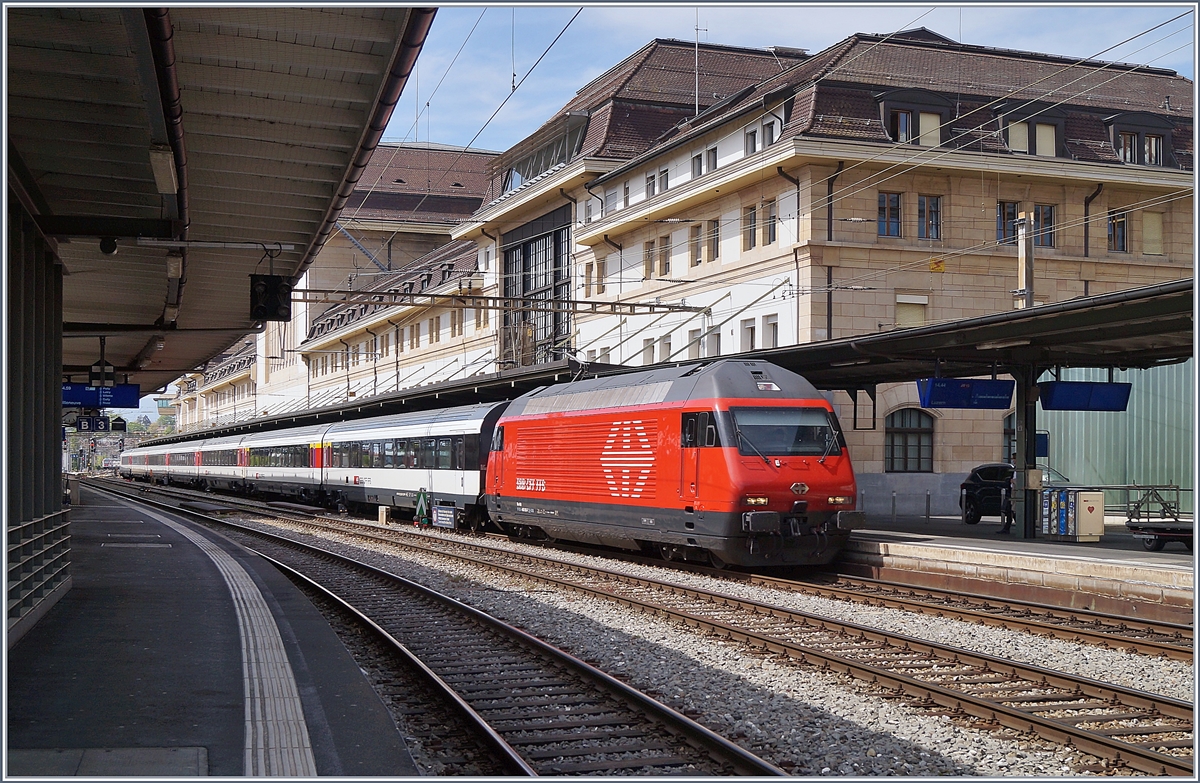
[149,144,178,194]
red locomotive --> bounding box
[486,359,862,567]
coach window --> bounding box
[465,434,480,469]
[885,408,934,472]
[454,436,466,470]
[350,442,361,469]
[383,439,395,468]
[437,438,453,469]
[422,438,437,469]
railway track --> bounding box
[100,478,1193,662]
[94,482,783,776]
[96,480,1195,775]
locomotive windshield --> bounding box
[728,407,842,457]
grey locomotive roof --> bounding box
[505,360,822,418]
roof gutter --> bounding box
[143,8,190,325]
[292,8,437,285]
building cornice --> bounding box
[452,157,620,242]
[575,138,1194,247]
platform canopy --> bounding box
[7,7,436,392]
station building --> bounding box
[450,27,1193,513]
[167,29,1193,514]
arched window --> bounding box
[885,408,934,472]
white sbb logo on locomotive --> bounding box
[600,419,654,498]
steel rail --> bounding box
[93,477,1193,658]
[233,509,1192,778]
[254,550,536,776]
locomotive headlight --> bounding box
[827,496,853,506]
[744,496,770,506]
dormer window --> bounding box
[1107,113,1174,166]
[645,173,656,198]
[879,90,951,147]
[889,110,913,142]
[744,128,758,156]
[763,120,776,146]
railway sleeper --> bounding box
[523,741,676,761]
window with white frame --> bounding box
[895,294,927,327]
[645,173,656,199]
[641,338,655,365]
[763,120,776,147]
[642,240,655,279]
[689,224,702,267]
[917,112,941,147]
[623,181,630,208]
[743,206,757,250]
[584,262,594,297]
[740,318,756,352]
[688,328,701,359]
[658,235,671,276]
[706,147,717,172]
[1143,212,1164,255]
[764,199,777,245]
[1033,204,1054,248]
[658,168,669,193]
[707,219,720,261]
[595,259,606,294]
[692,154,703,178]
[762,314,778,349]
[744,127,757,156]
[658,335,672,363]
[706,330,721,357]
[918,195,941,240]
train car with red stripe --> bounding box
[486,359,862,567]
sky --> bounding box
[381,4,1195,154]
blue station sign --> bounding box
[62,383,140,408]
[1038,381,1132,411]
[916,378,1015,409]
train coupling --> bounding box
[832,510,866,530]
[742,510,780,533]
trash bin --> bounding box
[68,475,81,507]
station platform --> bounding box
[842,513,1194,624]
[6,485,418,777]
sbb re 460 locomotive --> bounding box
[122,360,863,568]
[487,359,862,567]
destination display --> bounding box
[62,383,140,408]
[916,378,1015,409]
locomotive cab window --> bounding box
[681,412,721,447]
[491,426,504,452]
[728,407,841,457]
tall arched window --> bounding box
[885,408,934,472]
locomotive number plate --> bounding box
[515,477,546,491]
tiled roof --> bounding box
[483,39,806,195]
[612,30,1191,174]
[305,239,479,341]
[356,143,496,197]
[829,36,1192,115]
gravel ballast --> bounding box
[243,519,1193,776]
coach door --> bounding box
[680,413,701,502]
